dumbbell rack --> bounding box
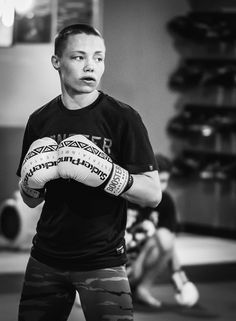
[167,7,236,238]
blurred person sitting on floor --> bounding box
[125,154,199,308]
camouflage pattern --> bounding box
[18,256,133,321]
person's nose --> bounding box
[83,59,94,72]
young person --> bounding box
[16,24,162,321]
[126,154,199,308]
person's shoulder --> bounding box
[102,92,140,118]
[29,96,60,121]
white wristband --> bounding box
[104,164,131,196]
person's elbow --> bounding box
[141,171,162,208]
[145,183,162,208]
[121,170,162,208]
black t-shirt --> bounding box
[17,91,157,270]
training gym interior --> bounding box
[0,0,236,320]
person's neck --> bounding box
[61,90,100,110]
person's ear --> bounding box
[51,55,60,71]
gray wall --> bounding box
[102,0,188,155]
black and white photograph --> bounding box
[0,1,236,320]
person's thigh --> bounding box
[18,256,76,321]
[72,265,133,321]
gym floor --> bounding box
[1,233,236,321]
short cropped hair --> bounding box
[54,23,102,57]
[155,154,173,173]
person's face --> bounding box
[52,33,105,94]
[159,171,170,191]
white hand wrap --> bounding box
[104,163,131,196]
[172,270,199,307]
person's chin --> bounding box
[75,87,96,95]
[80,83,98,93]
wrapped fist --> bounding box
[172,270,199,307]
[21,137,59,190]
[175,281,199,307]
[58,135,133,196]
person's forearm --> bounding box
[121,170,162,208]
[171,244,182,272]
[19,181,45,208]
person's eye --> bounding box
[95,57,104,62]
[72,56,84,61]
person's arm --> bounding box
[19,180,45,208]
[121,170,161,208]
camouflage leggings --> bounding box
[18,256,133,321]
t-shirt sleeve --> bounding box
[16,118,38,177]
[157,191,177,232]
[120,109,158,174]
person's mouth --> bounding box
[80,76,96,84]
